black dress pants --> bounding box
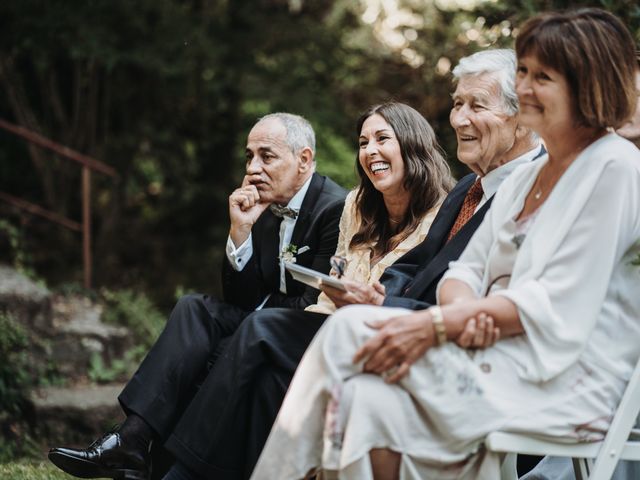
[118,294,250,440]
[164,307,328,480]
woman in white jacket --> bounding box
[251,8,640,480]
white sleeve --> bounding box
[494,158,640,381]
[225,234,254,271]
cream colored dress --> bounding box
[251,134,640,480]
[305,189,439,315]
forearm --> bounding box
[440,295,523,340]
[438,278,479,305]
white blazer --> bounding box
[441,133,640,384]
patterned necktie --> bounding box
[269,204,298,219]
[447,178,483,242]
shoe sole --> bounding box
[48,450,147,480]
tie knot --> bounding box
[270,204,298,219]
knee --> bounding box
[326,305,372,334]
[167,294,210,329]
[237,310,271,341]
[174,293,203,310]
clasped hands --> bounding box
[320,281,499,384]
[353,308,498,383]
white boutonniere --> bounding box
[279,244,310,263]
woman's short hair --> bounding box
[515,8,637,129]
[350,102,454,255]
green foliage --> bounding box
[0,220,35,279]
[88,345,148,384]
[0,313,32,418]
[632,253,640,267]
[0,312,40,461]
[99,289,165,349]
[0,461,68,479]
[1,0,638,304]
[87,289,164,383]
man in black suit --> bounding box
[155,49,543,480]
[48,113,347,480]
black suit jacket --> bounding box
[221,172,347,311]
[380,173,493,310]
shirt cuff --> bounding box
[226,234,253,271]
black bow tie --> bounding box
[269,204,298,219]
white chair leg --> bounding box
[500,452,518,480]
[572,457,590,480]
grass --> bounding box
[0,460,69,479]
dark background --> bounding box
[1,0,638,309]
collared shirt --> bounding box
[225,176,313,304]
[476,145,543,212]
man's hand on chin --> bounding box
[229,176,270,247]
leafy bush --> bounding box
[85,289,166,383]
[88,345,147,384]
[0,312,39,461]
[99,289,165,349]
[0,220,35,279]
[0,313,32,418]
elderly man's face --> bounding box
[450,73,520,176]
[616,71,640,148]
[244,118,306,205]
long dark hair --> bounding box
[350,102,454,257]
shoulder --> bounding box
[303,173,348,219]
[314,173,348,200]
[344,189,359,210]
[587,134,640,172]
[453,173,476,193]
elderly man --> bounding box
[155,49,543,480]
[48,113,347,480]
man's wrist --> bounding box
[229,226,252,248]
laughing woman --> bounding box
[305,102,454,316]
[251,9,640,480]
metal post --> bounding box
[82,166,92,289]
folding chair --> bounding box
[486,355,640,480]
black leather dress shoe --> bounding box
[48,431,150,480]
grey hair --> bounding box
[258,112,316,158]
[452,49,519,115]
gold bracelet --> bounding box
[429,306,447,346]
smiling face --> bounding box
[358,114,406,198]
[616,71,640,148]
[515,55,574,140]
[449,73,520,175]
[244,118,310,205]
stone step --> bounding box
[30,383,126,447]
[46,295,133,379]
[0,265,135,381]
[0,264,52,332]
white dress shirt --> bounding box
[474,145,543,212]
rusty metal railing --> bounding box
[0,118,119,289]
